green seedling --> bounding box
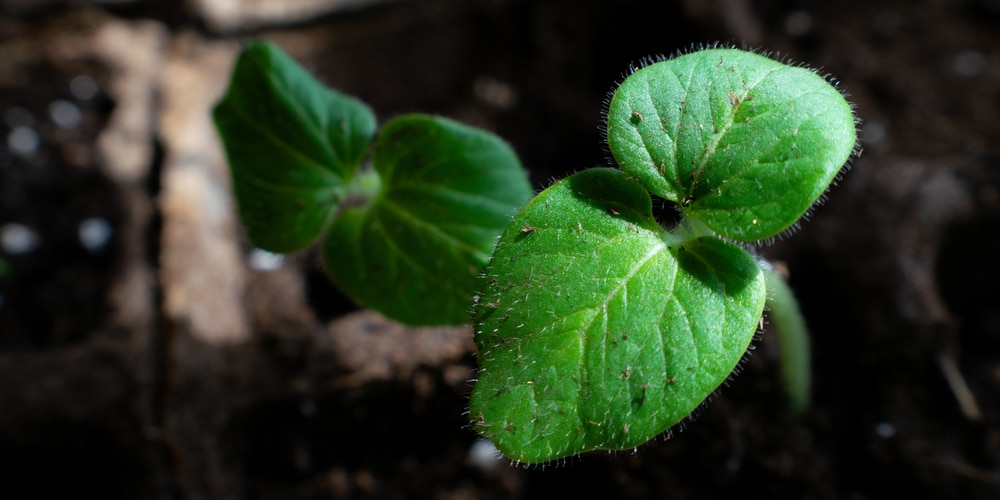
[469,48,856,463]
[214,42,856,465]
[214,41,532,326]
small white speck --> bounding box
[49,100,82,129]
[874,421,896,439]
[1,223,39,255]
[248,248,284,271]
[79,217,112,252]
[468,438,502,470]
[8,126,39,156]
[70,75,99,100]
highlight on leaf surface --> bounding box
[469,168,766,463]
[605,48,856,242]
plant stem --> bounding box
[762,263,811,414]
[340,166,382,207]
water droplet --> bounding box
[49,100,82,129]
[1,223,39,255]
[79,217,112,252]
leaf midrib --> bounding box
[564,238,667,436]
[685,64,784,199]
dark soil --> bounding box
[1,0,998,498]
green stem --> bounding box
[763,263,811,414]
[340,166,382,207]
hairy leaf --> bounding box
[470,168,765,463]
[606,48,856,241]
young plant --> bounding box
[214,41,856,465]
[213,41,532,326]
[469,48,856,463]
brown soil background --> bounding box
[1,0,998,498]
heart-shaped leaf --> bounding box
[606,48,856,241]
[214,40,377,252]
[324,114,533,326]
[469,168,765,463]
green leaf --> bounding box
[214,40,377,252]
[606,48,856,241]
[469,168,765,463]
[323,114,533,326]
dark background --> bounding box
[1,0,998,498]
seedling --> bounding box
[214,43,856,465]
[469,48,856,463]
[213,41,532,326]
